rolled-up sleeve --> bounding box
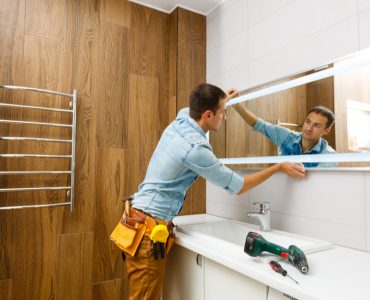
[253,118,291,147]
[184,144,244,194]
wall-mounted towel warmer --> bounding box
[0,85,77,211]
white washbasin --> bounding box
[177,219,332,262]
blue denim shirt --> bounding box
[253,118,336,167]
[132,108,244,221]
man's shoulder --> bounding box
[321,138,336,153]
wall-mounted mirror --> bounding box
[210,47,370,169]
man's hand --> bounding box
[278,162,306,179]
[226,88,239,102]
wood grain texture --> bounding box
[0,0,24,282]
[0,279,12,300]
[56,232,93,300]
[126,74,161,195]
[93,278,126,300]
[96,21,128,148]
[0,211,12,280]
[129,3,170,131]
[129,4,169,78]
[168,9,178,123]
[25,0,65,40]
[100,0,131,28]
[177,8,206,109]
[61,0,99,233]
[12,208,63,299]
[94,148,126,282]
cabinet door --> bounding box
[268,287,298,300]
[204,258,266,300]
[163,244,204,300]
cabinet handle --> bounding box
[196,254,202,267]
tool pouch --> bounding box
[110,217,146,257]
[165,234,175,255]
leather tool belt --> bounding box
[110,199,175,259]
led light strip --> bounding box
[219,152,370,165]
[226,48,370,107]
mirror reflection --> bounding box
[210,50,370,168]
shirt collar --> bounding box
[186,116,207,139]
[293,134,323,154]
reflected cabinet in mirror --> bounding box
[210,48,370,168]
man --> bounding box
[124,83,306,299]
[233,103,336,167]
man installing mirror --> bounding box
[233,103,336,167]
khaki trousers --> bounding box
[125,236,166,300]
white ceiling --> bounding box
[128,0,224,15]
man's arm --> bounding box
[232,103,258,127]
[237,162,306,195]
[184,144,306,196]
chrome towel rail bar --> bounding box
[0,154,72,158]
[0,119,73,128]
[0,136,72,143]
[0,171,71,175]
[0,102,73,113]
[0,85,77,212]
[0,202,72,210]
[0,186,71,192]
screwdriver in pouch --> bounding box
[269,260,299,285]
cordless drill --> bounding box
[244,231,309,274]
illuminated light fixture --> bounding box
[219,152,370,165]
[226,48,370,107]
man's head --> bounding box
[302,106,335,142]
[189,83,227,132]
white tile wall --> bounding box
[248,15,358,88]
[246,0,292,28]
[359,0,370,11]
[206,170,370,250]
[270,211,367,250]
[249,171,365,226]
[248,0,357,61]
[359,9,370,49]
[207,30,249,80]
[207,0,247,51]
[208,62,249,91]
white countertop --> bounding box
[172,214,370,300]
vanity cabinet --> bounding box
[164,245,266,300]
[163,244,204,300]
[204,257,266,300]
[268,287,297,300]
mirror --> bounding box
[210,48,370,168]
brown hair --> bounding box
[189,83,226,120]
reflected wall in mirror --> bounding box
[210,49,370,168]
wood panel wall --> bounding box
[0,1,205,299]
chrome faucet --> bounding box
[247,202,271,231]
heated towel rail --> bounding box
[0,85,77,211]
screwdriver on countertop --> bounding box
[269,260,299,285]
